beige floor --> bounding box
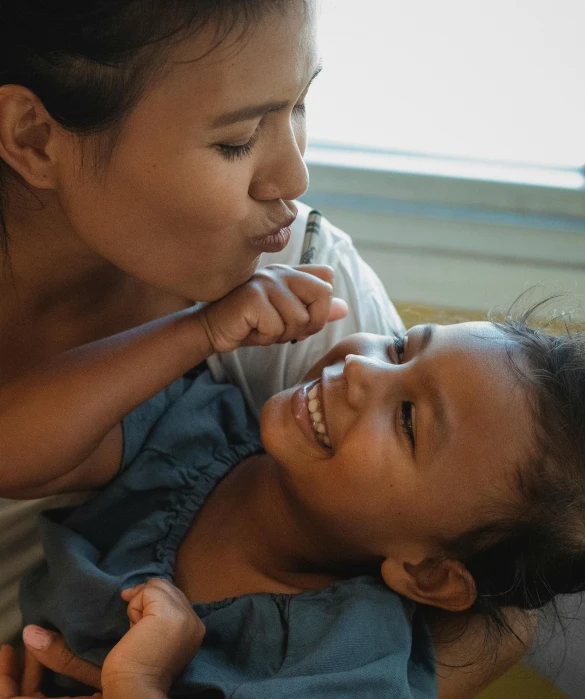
[394,303,568,698]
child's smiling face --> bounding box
[262,322,534,608]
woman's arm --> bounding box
[0,308,213,498]
[0,265,344,499]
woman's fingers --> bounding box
[293,264,334,286]
[328,298,349,323]
[22,627,101,692]
[0,645,21,699]
[19,649,43,698]
[203,263,347,351]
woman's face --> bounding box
[56,2,318,301]
[262,322,534,565]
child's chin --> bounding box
[260,389,294,454]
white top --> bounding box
[0,202,403,643]
[207,202,404,416]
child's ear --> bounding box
[381,556,477,612]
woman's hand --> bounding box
[200,263,348,353]
[101,578,205,699]
[0,579,203,699]
[0,642,101,699]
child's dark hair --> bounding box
[432,301,585,650]
[0,0,293,248]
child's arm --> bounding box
[0,265,346,499]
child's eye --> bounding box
[401,402,416,450]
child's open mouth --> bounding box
[307,381,331,448]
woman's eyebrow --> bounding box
[209,64,323,129]
[210,100,290,128]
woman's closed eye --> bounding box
[216,133,259,161]
[216,103,306,161]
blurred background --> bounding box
[302,0,585,317]
[302,2,584,697]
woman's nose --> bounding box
[343,353,394,409]
[249,126,309,202]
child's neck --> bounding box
[175,453,370,604]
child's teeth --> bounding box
[306,382,331,448]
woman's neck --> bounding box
[0,189,189,376]
[175,453,374,604]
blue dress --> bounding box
[20,371,437,698]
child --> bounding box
[12,266,585,697]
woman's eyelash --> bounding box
[401,402,415,449]
[217,103,306,161]
[216,138,256,161]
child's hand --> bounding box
[200,264,348,353]
[101,579,204,697]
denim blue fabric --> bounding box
[21,371,436,698]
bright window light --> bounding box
[307,0,585,170]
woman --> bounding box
[0,1,531,696]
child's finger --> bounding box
[126,589,147,627]
[121,583,146,601]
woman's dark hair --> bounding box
[0,0,293,248]
[432,300,585,649]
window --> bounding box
[307,0,584,170]
[303,1,585,312]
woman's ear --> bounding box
[0,84,61,190]
[381,556,477,612]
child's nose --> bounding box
[343,353,395,409]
